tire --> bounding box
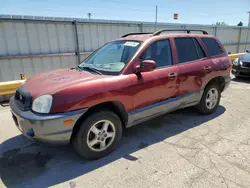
[196,83,221,115]
[72,110,122,160]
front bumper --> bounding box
[10,97,87,144]
[223,76,231,91]
[232,66,250,77]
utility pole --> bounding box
[87,13,92,22]
[245,11,250,51]
[155,5,158,31]
[248,11,250,27]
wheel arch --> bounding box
[203,76,226,92]
[70,101,128,142]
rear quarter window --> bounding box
[201,38,224,56]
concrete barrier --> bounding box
[228,53,246,61]
[0,80,25,96]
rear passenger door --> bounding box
[174,37,210,101]
[200,37,229,77]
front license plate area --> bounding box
[12,113,18,126]
[12,113,23,131]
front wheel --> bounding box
[196,84,221,115]
[72,111,122,160]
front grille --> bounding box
[14,86,32,111]
[242,61,250,68]
[239,72,250,76]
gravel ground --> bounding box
[1,76,250,188]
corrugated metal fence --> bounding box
[1,15,250,83]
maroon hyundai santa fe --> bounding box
[10,29,231,159]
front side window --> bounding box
[141,39,172,68]
[78,40,141,75]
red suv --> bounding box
[10,30,231,159]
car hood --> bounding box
[239,53,250,62]
[24,69,107,98]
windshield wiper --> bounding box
[71,67,81,71]
[78,66,102,75]
[76,66,81,71]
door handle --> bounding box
[204,66,212,71]
[168,72,178,79]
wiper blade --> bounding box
[76,66,82,71]
[81,66,102,75]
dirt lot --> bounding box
[1,76,250,188]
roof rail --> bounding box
[153,29,208,36]
[121,32,153,38]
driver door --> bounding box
[128,39,180,124]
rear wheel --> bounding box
[196,84,221,115]
[73,111,122,160]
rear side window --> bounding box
[201,38,224,56]
[175,38,200,63]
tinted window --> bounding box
[175,38,199,63]
[201,38,224,56]
[141,39,172,68]
[193,39,206,59]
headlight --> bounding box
[32,95,53,113]
[233,58,243,66]
[233,58,239,66]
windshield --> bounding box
[78,40,141,75]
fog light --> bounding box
[26,128,35,137]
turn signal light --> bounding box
[64,119,73,126]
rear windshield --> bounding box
[201,38,224,56]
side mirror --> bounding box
[246,49,249,53]
[135,60,156,73]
